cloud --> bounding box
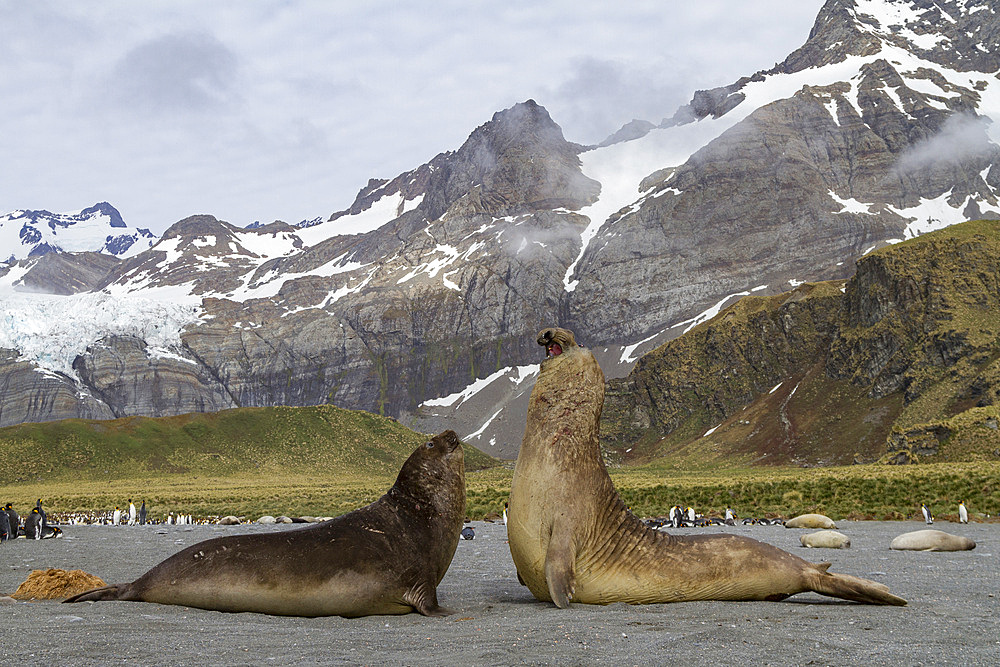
[544,57,694,145]
[106,31,240,115]
[895,113,995,173]
[0,1,826,234]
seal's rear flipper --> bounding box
[806,564,907,606]
[63,584,125,603]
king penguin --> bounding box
[24,508,42,540]
[5,503,19,537]
[36,498,47,531]
[921,503,933,524]
[139,500,147,525]
[958,501,968,524]
[0,508,9,542]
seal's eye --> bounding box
[425,441,434,449]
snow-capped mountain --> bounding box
[2,0,999,458]
[0,202,157,262]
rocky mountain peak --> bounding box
[80,202,126,228]
[326,99,599,235]
[158,214,235,241]
[780,0,1000,75]
[439,99,599,217]
[0,202,155,262]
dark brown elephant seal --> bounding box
[507,327,906,607]
[64,431,466,617]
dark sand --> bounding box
[1,520,997,666]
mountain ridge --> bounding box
[1,0,999,460]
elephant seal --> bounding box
[800,530,851,549]
[65,430,467,617]
[889,529,976,552]
[507,327,906,607]
[785,514,837,529]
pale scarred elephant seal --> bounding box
[785,514,837,529]
[507,327,905,608]
[801,530,851,549]
[890,529,976,552]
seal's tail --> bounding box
[63,584,125,603]
[806,563,907,606]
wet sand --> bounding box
[1,520,997,666]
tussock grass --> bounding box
[2,461,996,522]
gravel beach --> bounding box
[1,519,997,666]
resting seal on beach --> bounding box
[65,431,467,617]
[800,530,851,549]
[889,529,975,552]
[785,514,837,529]
[507,327,906,607]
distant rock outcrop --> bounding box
[601,219,1000,466]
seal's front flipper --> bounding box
[544,526,576,608]
[405,582,452,617]
[63,584,125,603]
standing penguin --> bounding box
[0,508,9,542]
[686,506,696,523]
[5,504,20,537]
[502,501,508,526]
[958,501,969,524]
[36,498,47,531]
[128,499,137,526]
[921,503,933,525]
[24,508,42,539]
[112,506,121,526]
[138,500,147,525]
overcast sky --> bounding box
[1,1,824,234]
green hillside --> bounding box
[602,219,1000,467]
[0,404,496,485]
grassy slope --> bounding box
[0,405,497,519]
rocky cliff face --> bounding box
[0,350,115,426]
[570,7,1000,344]
[602,219,1000,466]
[3,2,1000,461]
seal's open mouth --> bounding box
[545,342,563,357]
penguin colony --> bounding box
[0,500,978,541]
[0,498,212,538]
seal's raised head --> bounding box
[394,429,465,514]
[538,327,577,358]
